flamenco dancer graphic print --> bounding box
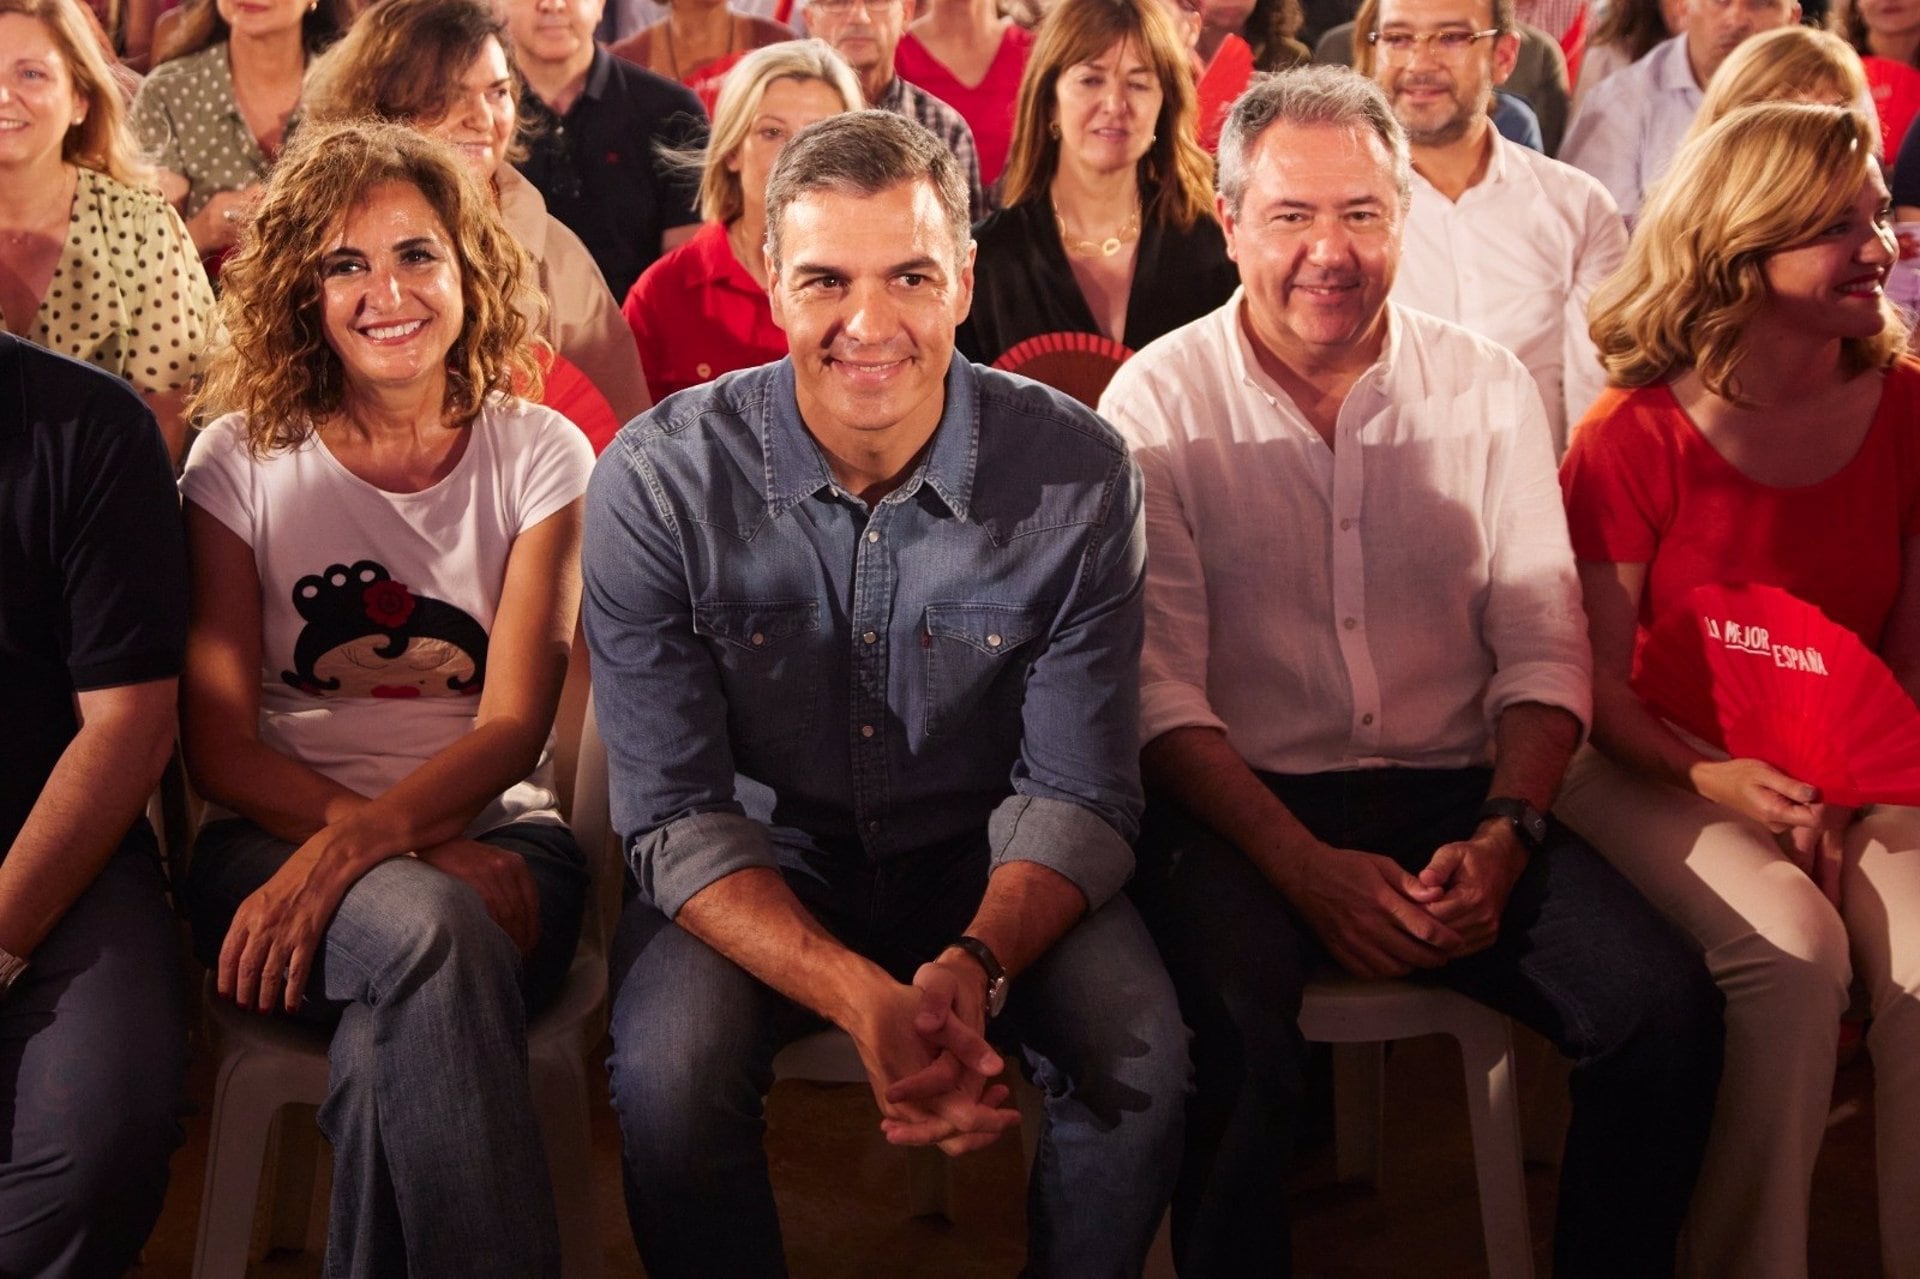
[280,560,489,699]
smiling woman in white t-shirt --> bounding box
[177,120,593,1276]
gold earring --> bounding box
[1048,119,1060,139]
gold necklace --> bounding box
[1052,201,1140,258]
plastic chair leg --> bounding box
[1451,1014,1534,1279]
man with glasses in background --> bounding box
[1366,0,1625,452]
[806,0,989,216]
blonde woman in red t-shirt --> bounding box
[1558,102,1920,1279]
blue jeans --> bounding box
[184,818,588,1279]
[0,834,187,1278]
[606,832,1189,1278]
[1131,767,1725,1279]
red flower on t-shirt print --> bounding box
[363,579,416,628]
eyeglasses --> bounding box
[809,0,902,13]
[1366,27,1501,59]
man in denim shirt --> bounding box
[583,110,1188,1278]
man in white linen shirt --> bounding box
[1099,67,1722,1279]
[1369,0,1626,451]
[1559,0,1799,220]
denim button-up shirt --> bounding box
[583,355,1146,920]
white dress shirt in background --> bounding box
[1559,34,1701,220]
[1100,296,1592,775]
[1392,133,1628,454]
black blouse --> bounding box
[958,195,1241,375]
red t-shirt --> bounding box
[1560,361,1920,674]
[623,221,786,404]
[1196,35,1254,154]
[895,26,1034,187]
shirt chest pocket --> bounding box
[921,602,1052,742]
[694,600,821,754]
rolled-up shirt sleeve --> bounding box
[994,450,1147,911]
[582,434,774,918]
[1480,375,1594,737]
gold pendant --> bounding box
[1100,237,1122,256]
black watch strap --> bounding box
[950,935,1009,1018]
[1477,797,1549,852]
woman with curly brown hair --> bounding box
[302,0,652,437]
[958,0,1237,404]
[177,119,592,1276]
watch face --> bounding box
[1522,809,1548,843]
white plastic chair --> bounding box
[1300,970,1535,1279]
[190,706,617,1279]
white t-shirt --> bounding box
[180,396,594,836]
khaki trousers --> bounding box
[1558,747,1920,1279]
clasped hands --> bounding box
[1290,822,1529,980]
[849,956,1022,1158]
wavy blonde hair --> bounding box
[1687,26,1870,146]
[191,121,544,453]
[1591,102,1906,406]
[1000,0,1216,231]
[692,40,863,225]
[3,0,152,187]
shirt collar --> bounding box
[759,354,978,519]
[688,220,765,292]
[873,76,907,111]
[582,45,615,102]
[1225,287,1401,403]
[493,164,550,257]
[1653,34,1702,99]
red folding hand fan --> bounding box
[534,350,622,456]
[992,331,1133,408]
[1632,582,1920,806]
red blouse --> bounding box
[895,25,1034,187]
[1560,361,1920,671]
[623,221,787,404]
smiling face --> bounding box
[418,37,516,181]
[1052,37,1164,178]
[1372,0,1516,147]
[1222,119,1402,368]
[215,0,309,40]
[729,76,850,223]
[766,178,973,456]
[319,180,466,399]
[503,0,603,72]
[0,13,86,174]
[1760,167,1898,342]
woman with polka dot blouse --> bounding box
[2,0,214,462]
[130,0,339,258]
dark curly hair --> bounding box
[190,120,545,453]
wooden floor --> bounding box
[137,1028,1886,1277]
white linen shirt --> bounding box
[1392,133,1628,454]
[1559,34,1701,221]
[1099,296,1592,775]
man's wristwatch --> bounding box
[0,946,28,1000]
[948,935,1009,1018]
[1477,797,1549,852]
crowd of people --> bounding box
[2,0,1918,1273]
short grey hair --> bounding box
[1216,67,1413,219]
[763,110,972,272]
